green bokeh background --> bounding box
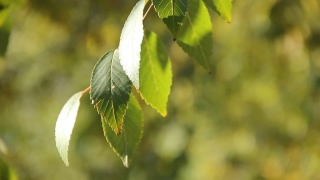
[1,0,320,179]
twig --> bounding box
[143,3,154,21]
[82,87,91,95]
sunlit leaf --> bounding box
[202,0,232,22]
[102,94,143,167]
[55,91,84,166]
[152,0,189,37]
[177,0,213,72]
[90,49,131,135]
[140,30,172,116]
[119,0,145,89]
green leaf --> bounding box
[140,30,172,116]
[102,94,143,167]
[177,0,213,72]
[119,0,145,89]
[202,0,232,22]
[152,0,188,18]
[0,5,10,57]
[90,50,131,135]
[162,16,185,38]
[55,91,84,166]
[152,0,189,37]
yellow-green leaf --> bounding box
[202,0,232,22]
[177,0,213,72]
[140,30,172,116]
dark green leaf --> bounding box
[162,15,186,38]
[140,30,172,116]
[152,0,189,37]
[102,94,143,167]
[177,0,213,72]
[152,0,188,18]
[90,50,131,135]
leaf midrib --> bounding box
[143,36,161,95]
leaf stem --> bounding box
[82,87,91,95]
[143,3,154,21]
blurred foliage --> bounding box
[0,0,11,57]
[0,0,320,179]
[0,138,18,180]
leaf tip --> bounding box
[122,155,129,168]
[115,129,122,135]
[134,81,140,90]
[227,16,232,23]
[160,110,167,117]
[64,160,70,167]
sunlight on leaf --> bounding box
[140,30,172,116]
[90,49,131,135]
[202,0,232,22]
[119,0,145,89]
[55,91,84,166]
[177,0,213,72]
[102,94,143,167]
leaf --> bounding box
[0,5,10,57]
[140,30,172,116]
[162,16,185,38]
[152,0,189,37]
[102,94,143,167]
[152,0,188,18]
[90,50,131,135]
[119,0,145,89]
[202,0,232,22]
[55,91,84,166]
[177,0,213,72]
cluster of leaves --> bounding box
[55,0,232,167]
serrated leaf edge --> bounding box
[101,95,144,167]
